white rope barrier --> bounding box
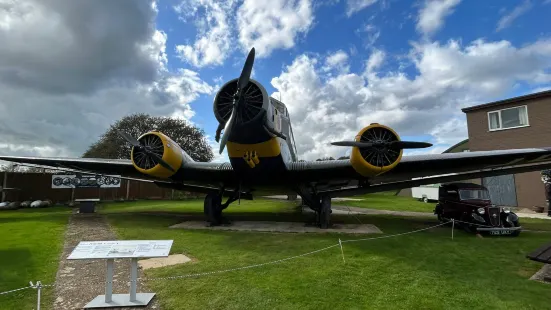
[0,219,480,296]
[0,285,32,296]
[340,221,450,243]
[139,243,340,282]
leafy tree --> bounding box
[83,113,214,162]
[337,156,350,160]
[315,157,335,161]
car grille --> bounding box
[488,207,501,227]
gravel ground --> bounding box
[53,212,161,310]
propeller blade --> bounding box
[237,47,255,93]
[218,104,237,154]
[330,141,374,148]
[389,141,433,149]
[145,149,176,172]
[117,130,141,147]
[217,47,255,154]
[117,130,175,172]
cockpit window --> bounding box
[459,189,490,200]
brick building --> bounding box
[462,90,551,208]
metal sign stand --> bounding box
[85,258,154,308]
[67,240,173,309]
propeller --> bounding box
[330,140,432,150]
[117,130,175,172]
[218,47,256,154]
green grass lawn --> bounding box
[0,207,70,310]
[338,192,436,213]
[101,200,551,310]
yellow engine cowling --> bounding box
[130,131,183,178]
[350,124,403,177]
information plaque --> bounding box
[68,240,173,259]
[67,240,173,308]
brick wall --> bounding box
[465,96,551,208]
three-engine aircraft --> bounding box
[3,47,551,228]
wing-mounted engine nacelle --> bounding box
[130,131,186,178]
[331,123,432,177]
[350,124,403,177]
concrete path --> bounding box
[170,221,382,234]
[515,212,551,220]
[53,213,160,310]
[333,205,551,220]
[330,205,434,218]
[263,195,364,202]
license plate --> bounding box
[490,230,512,235]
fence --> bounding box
[0,172,202,203]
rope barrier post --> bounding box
[451,219,455,240]
[30,281,42,310]
[338,239,345,264]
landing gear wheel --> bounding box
[319,195,332,229]
[204,193,222,226]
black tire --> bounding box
[459,213,475,233]
[319,195,332,229]
[423,197,429,203]
[204,193,222,226]
[511,220,521,237]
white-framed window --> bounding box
[487,105,529,131]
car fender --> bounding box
[507,212,519,223]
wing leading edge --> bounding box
[289,147,551,197]
[0,155,235,194]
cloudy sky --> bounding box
[1,0,551,163]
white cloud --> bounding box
[356,23,381,48]
[496,0,532,32]
[271,38,551,160]
[0,0,214,158]
[417,0,461,37]
[174,0,237,67]
[365,49,385,76]
[323,50,350,73]
[346,0,378,16]
[237,0,314,57]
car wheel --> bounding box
[460,213,475,233]
[511,220,521,237]
[423,197,429,203]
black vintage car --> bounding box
[433,183,521,236]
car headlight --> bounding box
[477,207,485,215]
[503,207,511,213]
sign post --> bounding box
[67,240,173,308]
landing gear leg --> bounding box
[204,192,222,226]
[318,195,332,229]
[296,185,332,229]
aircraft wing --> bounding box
[289,147,551,197]
[0,155,234,194]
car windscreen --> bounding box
[459,189,490,200]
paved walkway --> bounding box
[331,205,434,217]
[515,212,551,220]
[53,213,160,310]
[313,203,551,221]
